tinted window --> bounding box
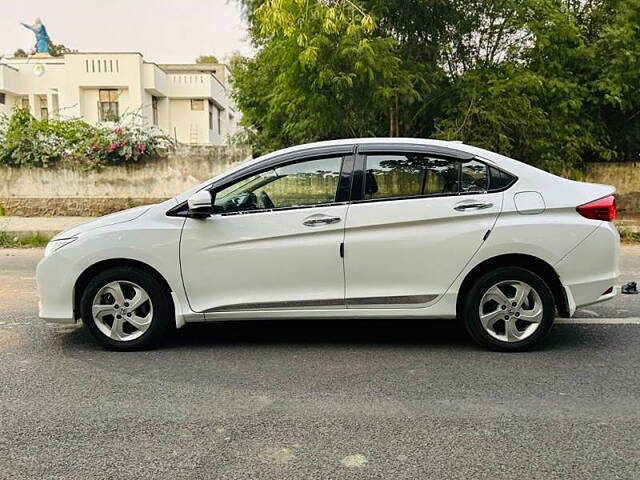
[489,166,516,191]
[214,156,343,214]
[364,154,459,200]
[461,160,488,193]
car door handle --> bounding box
[454,202,494,211]
[302,215,342,226]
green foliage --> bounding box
[594,0,640,162]
[234,0,640,170]
[13,43,76,58]
[231,0,419,155]
[617,225,640,243]
[0,108,172,169]
[0,231,49,248]
[48,43,76,57]
[196,54,220,64]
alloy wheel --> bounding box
[478,280,544,343]
[92,280,153,341]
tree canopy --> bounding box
[196,54,220,64]
[231,0,640,171]
[13,42,76,58]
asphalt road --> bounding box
[1,248,640,479]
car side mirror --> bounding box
[187,190,213,218]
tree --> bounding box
[196,54,220,64]
[12,43,76,58]
[231,0,419,155]
[594,0,640,162]
[48,43,76,57]
[234,0,635,170]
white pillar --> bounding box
[28,94,37,118]
[46,93,56,120]
[159,97,170,134]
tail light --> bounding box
[576,195,616,221]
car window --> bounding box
[488,166,516,191]
[214,156,344,214]
[461,160,488,193]
[364,154,459,200]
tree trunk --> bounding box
[389,93,400,137]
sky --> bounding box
[0,0,252,63]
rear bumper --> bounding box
[563,284,617,317]
[555,222,619,314]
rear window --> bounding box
[488,166,516,191]
[364,154,459,200]
[363,154,514,200]
[461,160,488,193]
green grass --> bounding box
[617,225,640,243]
[0,231,50,248]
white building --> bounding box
[0,52,240,145]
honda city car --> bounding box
[37,138,619,351]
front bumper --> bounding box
[36,252,77,324]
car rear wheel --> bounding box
[462,266,555,352]
[80,267,173,351]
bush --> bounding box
[0,107,173,169]
[0,231,49,248]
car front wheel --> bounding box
[462,266,555,352]
[80,267,173,351]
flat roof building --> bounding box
[0,52,240,145]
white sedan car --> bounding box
[37,138,619,351]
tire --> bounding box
[461,266,555,352]
[80,266,174,351]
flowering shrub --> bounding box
[0,107,173,169]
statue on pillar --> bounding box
[20,18,50,56]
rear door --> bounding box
[343,148,503,308]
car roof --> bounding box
[257,137,468,158]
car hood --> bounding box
[51,205,152,240]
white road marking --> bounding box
[558,318,640,325]
[577,308,600,317]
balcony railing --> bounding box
[167,73,227,105]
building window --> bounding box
[39,97,49,121]
[21,98,29,109]
[0,93,5,105]
[217,108,222,135]
[191,99,205,111]
[208,101,215,131]
[152,96,159,126]
[98,89,119,122]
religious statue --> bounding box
[20,18,50,56]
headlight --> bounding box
[44,237,78,257]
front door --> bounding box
[180,155,350,313]
[343,151,503,308]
